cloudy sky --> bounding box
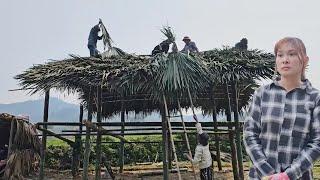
[1,0,319,104]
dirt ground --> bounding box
[24,160,320,179]
[26,162,249,180]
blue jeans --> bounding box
[88,44,99,57]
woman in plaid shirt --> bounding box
[243,37,320,180]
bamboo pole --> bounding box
[37,127,74,145]
[119,102,125,173]
[84,121,128,142]
[168,129,173,170]
[187,87,199,123]
[37,121,241,127]
[177,100,197,180]
[231,82,244,180]
[95,87,102,180]
[161,108,169,180]
[163,95,182,180]
[210,86,222,171]
[225,84,239,180]
[72,104,83,177]
[83,88,93,180]
[40,90,50,180]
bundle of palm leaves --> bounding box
[0,114,40,179]
[160,26,175,43]
[4,149,39,179]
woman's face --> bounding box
[276,43,307,79]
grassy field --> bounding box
[45,138,320,179]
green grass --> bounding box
[47,138,70,147]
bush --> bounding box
[45,134,247,170]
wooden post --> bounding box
[39,90,50,180]
[231,82,244,180]
[95,87,102,180]
[7,119,15,159]
[210,86,222,171]
[177,100,197,180]
[163,95,182,180]
[119,102,125,173]
[225,84,239,180]
[83,89,93,180]
[168,129,173,170]
[72,104,83,177]
[161,108,169,180]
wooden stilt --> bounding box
[39,90,50,180]
[72,104,83,176]
[225,84,239,180]
[231,82,244,180]
[83,88,93,180]
[95,87,102,180]
[210,86,222,171]
[119,102,125,173]
[161,108,169,180]
[163,95,182,180]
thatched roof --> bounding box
[15,47,274,117]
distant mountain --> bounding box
[0,98,81,123]
[0,98,233,125]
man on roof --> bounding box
[234,38,248,50]
[87,20,104,57]
[151,39,173,56]
[181,36,199,53]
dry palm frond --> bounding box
[99,18,113,50]
[101,47,127,58]
[160,26,175,43]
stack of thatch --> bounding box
[0,113,40,179]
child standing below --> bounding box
[243,37,320,179]
[185,122,212,180]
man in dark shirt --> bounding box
[234,38,248,50]
[151,39,172,56]
[87,22,103,57]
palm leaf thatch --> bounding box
[14,54,152,95]
[142,52,210,102]
[0,113,40,179]
[200,47,275,83]
[15,48,275,117]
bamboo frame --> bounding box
[39,90,50,180]
[232,82,244,180]
[177,100,197,180]
[163,95,181,180]
[225,84,239,180]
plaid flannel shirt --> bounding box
[243,79,320,180]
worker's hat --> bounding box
[182,36,191,41]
